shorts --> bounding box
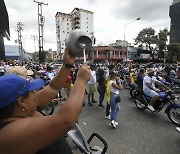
[144,89,158,98]
[88,84,96,94]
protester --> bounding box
[136,68,145,90]
[87,63,97,106]
[97,68,106,108]
[0,48,90,154]
[109,71,122,128]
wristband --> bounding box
[63,63,74,68]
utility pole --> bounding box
[17,22,23,61]
[31,35,37,52]
[33,0,48,64]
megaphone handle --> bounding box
[83,48,86,63]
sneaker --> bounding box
[99,105,104,108]
[147,105,155,112]
[88,102,93,106]
[105,115,111,120]
[114,121,118,126]
[111,120,117,128]
[92,100,97,103]
[176,127,180,132]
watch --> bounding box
[63,63,74,68]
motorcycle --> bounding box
[129,85,142,99]
[40,102,108,153]
[171,78,180,93]
[134,90,180,126]
[68,123,108,154]
[120,74,131,89]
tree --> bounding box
[134,27,158,52]
[167,43,180,62]
[157,28,170,59]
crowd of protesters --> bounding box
[0,59,180,129]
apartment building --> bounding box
[55,8,94,59]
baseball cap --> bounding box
[0,74,44,109]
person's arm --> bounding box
[0,64,90,153]
[37,48,75,107]
[155,80,169,90]
[112,78,122,90]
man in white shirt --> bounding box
[143,68,168,111]
[87,64,97,106]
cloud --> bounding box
[112,0,172,22]
[3,0,173,53]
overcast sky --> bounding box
[4,0,173,53]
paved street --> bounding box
[55,88,180,154]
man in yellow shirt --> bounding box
[130,69,138,88]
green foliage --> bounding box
[157,28,170,58]
[135,27,158,52]
[135,27,170,59]
[167,43,180,62]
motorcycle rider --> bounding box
[130,69,138,89]
[143,68,169,111]
[136,68,145,90]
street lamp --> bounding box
[123,17,140,60]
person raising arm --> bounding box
[0,48,90,154]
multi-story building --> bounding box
[169,0,180,43]
[55,8,94,59]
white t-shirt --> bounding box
[105,71,109,80]
[0,66,5,73]
[110,80,119,95]
[46,72,56,80]
[88,70,96,84]
[143,75,157,91]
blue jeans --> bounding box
[110,94,120,121]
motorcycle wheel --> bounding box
[134,95,146,110]
[41,103,55,115]
[130,88,137,99]
[167,107,180,126]
[123,82,130,89]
